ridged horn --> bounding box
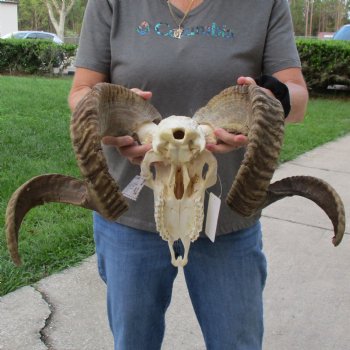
[193,85,285,216]
[261,176,346,246]
[6,84,162,265]
[70,83,162,220]
[5,174,96,265]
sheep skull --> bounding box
[5,84,346,267]
[141,116,217,266]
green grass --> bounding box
[281,96,350,162]
[0,75,94,296]
[0,75,349,296]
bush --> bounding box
[1,37,349,91]
[0,39,76,75]
[296,39,350,90]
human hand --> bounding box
[206,128,248,154]
[206,75,281,154]
[237,76,275,98]
[206,77,263,154]
[102,135,152,165]
[130,88,152,100]
[101,88,153,165]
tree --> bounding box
[18,0,51,32]
[289,0,306,35]
[45,0,77,40]
[18,0,87,40]
[65,0,88,38]
[304,0,311,36]
[289,0,350,36]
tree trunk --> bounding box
[45,0,76,41]
[305,0,310,37]
[309,0,314,36]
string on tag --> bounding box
[206,174,223,199]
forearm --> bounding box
[284,81,309,123]
[273,68,309,124]
[68,68,108,112]
[69,86,92,112]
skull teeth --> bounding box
[154,194,168,239]
[154,191,204,243]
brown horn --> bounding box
[70,83,162,220]
[5,174,96,265]
[261,176,346,246]
[194,84,285,216]
[6,83,162,265]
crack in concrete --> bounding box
[34,286,55,350]
[287,161,350,174]
[262,214,350,235]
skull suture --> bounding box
[5,84,346,268]
[140,116,217,266]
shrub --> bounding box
[1,37,349,91]
[296,39,350,90]
[0,39,76,75]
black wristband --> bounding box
[254,75,291,118]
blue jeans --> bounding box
[93,212,267,350]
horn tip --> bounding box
[14,260,22,267]
[11,254,22,266]
[332,235,342,247]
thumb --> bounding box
[131,88,152,100]
[237,76,256,86]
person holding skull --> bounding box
[68,0,308,349]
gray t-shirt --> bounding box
[75,0,301,234]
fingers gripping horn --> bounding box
[194,85,345,246]
[193,84,285,216]
[70,83,161,220]
[5,84,162,265]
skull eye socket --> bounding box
[149,164,157,180]
[202,163,209,179]
[173,129,185,140]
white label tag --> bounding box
[122,175,146,201]
[205,192,221,243]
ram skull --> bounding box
[140,116,217,266]
[5,84,346,267]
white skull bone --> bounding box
[6,84,345,269]
[140,116,217,267]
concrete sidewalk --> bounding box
[1,135,350,350]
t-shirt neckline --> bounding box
[162,0,210,17]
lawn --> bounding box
[0,75,349,296]
[281,95,350,162]
[0,76,94,295]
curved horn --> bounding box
[5,174,96,265]
[261,176,346,246]
[6,84,162,265]
[70,83,162,220]
[194,85,285,216]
